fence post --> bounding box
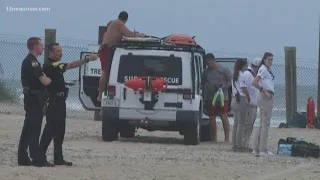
[98,26,108,45]
[284,46,297,125]
[93,26,107,121]
[44,29,56,65]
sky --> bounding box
[1,0,320,65]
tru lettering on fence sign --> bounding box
[90,68,101,75]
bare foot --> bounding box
[97,96,101,102]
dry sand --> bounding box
[0,113,319,180]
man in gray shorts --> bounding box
[201,53,232,142]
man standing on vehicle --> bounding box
[18,37,53,167]
[97,11,145,102]
[39,43,98,166]
[202,53,232,142]
[242,57,261,150]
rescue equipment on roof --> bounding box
[124,76,168,92]
[122,36,160,42]
[164,34,197,45]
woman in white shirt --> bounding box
[252,52,275,156]
[231,58,250,152]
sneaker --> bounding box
[252,150,260,157]
[267,151,275,155]
[259,151,274,156]
[54,159,73,166]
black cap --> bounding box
[204,53,216,60]
[118,11,128,20]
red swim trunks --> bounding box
[98,45,112,72]
[206,100,229,117]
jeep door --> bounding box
[79,51,101,110]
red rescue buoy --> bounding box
[306,97,315,129]
[124,76,168,92]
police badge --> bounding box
[31,61,39,67]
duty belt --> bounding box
[49,88,69,97]
[56,92,68,97]
[23,87,44,95]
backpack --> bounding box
[277,137,320,158]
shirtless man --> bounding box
[97,11,145,102]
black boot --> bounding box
[54,159,72,166]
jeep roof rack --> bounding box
[113,34,206,55]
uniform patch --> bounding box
[52,62,65,70]
[31,61,39,67]
[58,64,65,70]
[51,62,60,67]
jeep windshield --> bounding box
[117,55,182,85]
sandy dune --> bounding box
[0,113,319,180]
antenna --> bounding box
[317,13,320,117]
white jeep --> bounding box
[105,36,212,145]
[78,36,237,145]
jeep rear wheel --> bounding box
[183,113,200,145]
[120,124,136,138]
[102,117,118,141]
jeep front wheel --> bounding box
[102,116,118,141]
[183,113,200,145]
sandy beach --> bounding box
[0,113,319,180]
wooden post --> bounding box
[98,26,108,45]
[93,26,107,121]
[285,46,297,125]
[44,29,56,65]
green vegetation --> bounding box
[0,86,17,102]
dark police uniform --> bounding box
[18,53,46,166]
[39,58,72,165]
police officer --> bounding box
[39,43,98,166]
[18,37,53,167]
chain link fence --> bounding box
[0,38,94,120]
[0,38,318,127]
